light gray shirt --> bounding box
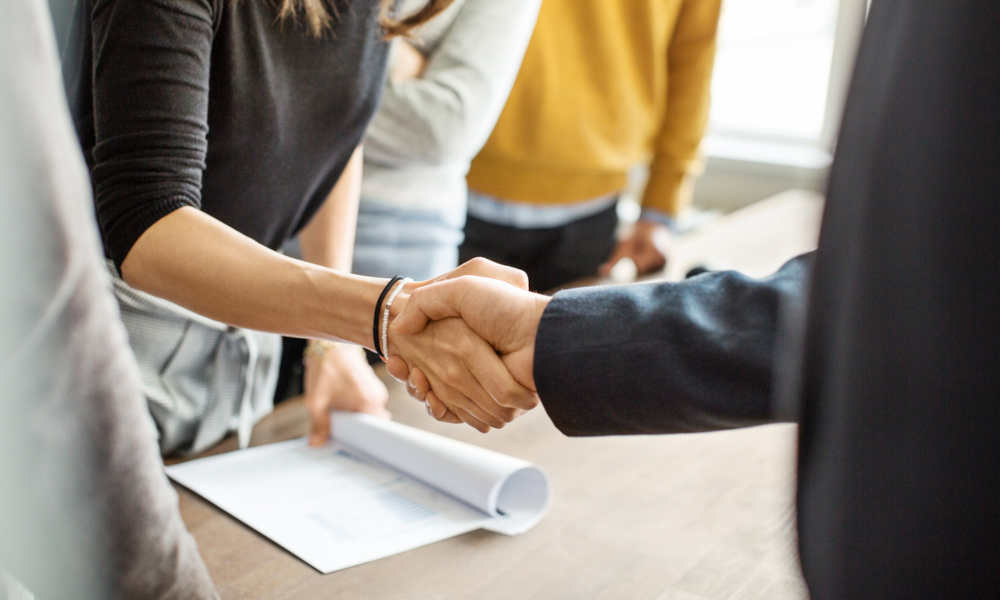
[0,2,216,597]
[361,0,541,227]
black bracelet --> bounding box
[373,275,404,360]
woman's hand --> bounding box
[304,342,389,446]
[390,40,427,83]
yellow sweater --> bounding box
[467,0,722,216]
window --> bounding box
[707,0,867,159]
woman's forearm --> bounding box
[120,206,385,349]
[121,206,540,431]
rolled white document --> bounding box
[167,412,550,573]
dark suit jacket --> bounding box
[534,2,1000,598]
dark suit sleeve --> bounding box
[534,254,810,436]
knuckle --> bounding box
[502,389,528,409]
[513,269,529,289]
[468,256,489,269]
[439,391,465,411]
[406,286,428,305]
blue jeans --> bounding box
[351,198,464,281]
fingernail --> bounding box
[425,401,432,416]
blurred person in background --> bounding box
[463,0,723,291]
[1,1,215,596]
[284,0,541,443]
[356,0,540,280]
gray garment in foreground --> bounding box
[110,268,281,456]
[0,1,216,597]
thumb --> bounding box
[427,257,529,290]
[391,279,466,335]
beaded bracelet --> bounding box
[380,277,412,360]
[372,276,404,360]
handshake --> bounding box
[384,258,551,433]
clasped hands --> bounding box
[304,258,548,443]
[385,258,551,433]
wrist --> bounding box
[638,208,678,232]
[305,339,363,361]
[388,291,409,322]
[305,266,388,350]
[376,277,410,360]
[519,294,550,390]
[382,292,408,360]
[528,294,550,335]
[304,339,337,361]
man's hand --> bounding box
[388,276,550,429]
[373,258,537,432]
[389,40,427,83]
[599,219,672,277]
[409,256,529,292]
[304,343,389,446]
[388,315,537,432]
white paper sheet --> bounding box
[166,414,549,573]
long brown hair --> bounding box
[277,0,455,38]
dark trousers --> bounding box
[459,203,618,292]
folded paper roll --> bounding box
[167,413,550,573]
[334,413,550,535]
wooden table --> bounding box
[172,190,824,599]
